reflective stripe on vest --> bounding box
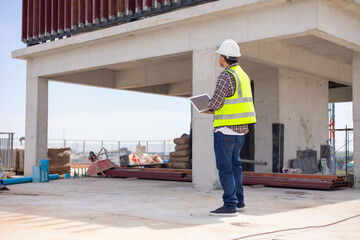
[213,65,256,127]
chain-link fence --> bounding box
[13,139,175,165]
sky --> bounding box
[0,1,354,151]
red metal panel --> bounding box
[51,0,58,36]
[78,0,85,28]
[71,0,78,30]
[135,0,142,14]
[153,0,161,9]
[93,0,100,24]
[109,0,116,20]
[39,0,45,39]
[27,0,33,41]
[143,0,152,11]
[64,0,71,32]
[22,0,28,42]
[126,0,134,16]
[100,0,108,22]
[85,0,92,26]
[117,0,125,18]
[58,0,64,34]
[45,0,51,36]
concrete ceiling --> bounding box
[282,35,354,64]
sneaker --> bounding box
[209,205,238,217]
[237,201,246,212]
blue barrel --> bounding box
[40,159,49,182]
[32,165,41,182]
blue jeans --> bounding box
[214,132,246,210]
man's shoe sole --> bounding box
[209,212,238,217]
[237,207,246,212]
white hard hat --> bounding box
[216,39,241,58]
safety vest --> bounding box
[213,65,256,127]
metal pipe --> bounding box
[64,0,71,32]
[100,0,109,22]
[85,0,93,26]
[22,0,28,42]
[71,0,78,30]
[0,174,59,185]
[27,0,34,41]
[58,0,65,34]
[78,0,85,28]
[117,0,125,18]
[93,0,100,24]
[109,0,116,20]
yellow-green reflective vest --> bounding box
[213,65,256,127]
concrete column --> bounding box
[278,68,328,164]
[24,76,48,177]
[192,48,221,191]
[253,70,280,172]
[353,53,360,188]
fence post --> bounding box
[101,141,104,148]
[63,139,66,148]
[146,141,148,152]
[83,140,86,157]
[163,140,166,157]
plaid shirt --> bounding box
[209,63,249,134]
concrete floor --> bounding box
[1,177,360,240]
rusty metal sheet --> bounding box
[58,0,64,34]
[104,169,192,182]
[39,0,45,39]
[117,0,125,18]
[51,0,58,35]
[64,0,71,32]
[71,0,78,30]
[101,0,108,22]
[22,0,28,42]
[45,0,51,36]
[109,0,116,20]
[126,0,134,16]
[163,0,171,6]
[93,0,100,24]
[27,0,34,41]
[143,0,152,11]
[78,0,85,28]
[85,0,92,26]
[153,0,161,9]
[135,0,142,14]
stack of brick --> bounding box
[168,134,191,169]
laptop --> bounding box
[189,94,212,113]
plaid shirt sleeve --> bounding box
[208,71,234,111]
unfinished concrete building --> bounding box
[13,0,360,190]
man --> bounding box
[204,39,256,217]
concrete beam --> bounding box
[115,60,192,89]
[316,0,360,52]
[353,53,360,188]
[240,40,352,84]
[168,80,192,96]
[329,87,352,103]
[24,76,48,177]
[51,69,116,88]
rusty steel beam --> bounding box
[27,0,34,41]
[109,0,117,20]
[100,0,109,22]
[104,168,192,182]
[93,0,100,24]
[135,0,142,14]
[58,0,64,34]
[85,0,93,26]
[39,0,45,38]
[117,0,125,18]
[78,0,85,28]
[143,0,152,11]
[22,0,28,42]
[64,0,71,32]
[51,0,58,36]
[71,0,78,30]
[32,0,39,40]
[126,0,134,16]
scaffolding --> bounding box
[0,132,14,171]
